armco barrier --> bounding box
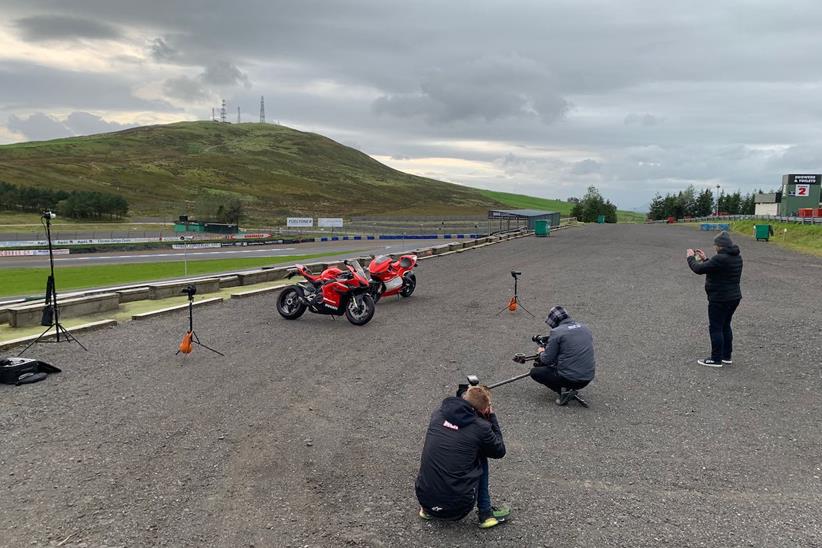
[9,293,120,327]
[147,278,220,300]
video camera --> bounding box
[510,270,521,279]
[41,210,56,220]
[531,333,550,346]
[181,285,197,298]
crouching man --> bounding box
[415,385,511,529]
[531,305,596,405]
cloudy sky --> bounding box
[1,0,821,209]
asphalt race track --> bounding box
[1,225,820,547]
[0,238,442,268]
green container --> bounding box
[754,224,773,242]
[596,215,606,224]
[534,219,550,237]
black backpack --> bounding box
[0,358,61,385]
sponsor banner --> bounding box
[0,248,70,257]
[172,243,222,250]
[318,217,344,228]
[228,233,273,240]
[221,240,284,247]
[0,237,163,248]
[287,217,313,228]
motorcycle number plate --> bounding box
[384,277,403,291]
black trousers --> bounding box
[708,299,740,361]
[530,366,590,394]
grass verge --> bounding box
[0,252,347,298]
[729,220,822,257]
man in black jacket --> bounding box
[531,306,596,405]
[687,231,743,367]
[415,385,510,529]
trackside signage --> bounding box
[318,218,344,228]
[287,217,314,227]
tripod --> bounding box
[19,212,86,356]
[496,271,535,317]
[176,287,224,357]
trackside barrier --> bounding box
[0,227,549,336]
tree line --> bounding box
[0,182,129,220]
[647,185,763,220]
[570,186,618,223]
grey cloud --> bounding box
[374,55,568,125]
[0,61,174,111]
[149,37,177,62]
[7,113,70,141]
[571,159,603,175]
[163,76,209,101]
[15,15,120,41]
[7,111,134,141]
[624,113,662,126]
[201,61,251,88]
[64,112,132,135]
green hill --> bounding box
[0,122,503,221]
[0,121,644,222]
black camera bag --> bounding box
[0,358,61,385]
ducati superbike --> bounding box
[277,259,376,325]
[367,254,417,302]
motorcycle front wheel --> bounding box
[276,287,307,319]
[400,273,416,298]
[345,293,375,326]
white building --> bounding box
[754,193,779,216]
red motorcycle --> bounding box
[367,254,417,302]
[277,259,376,325]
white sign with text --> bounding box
[286,217,314,227]
[318,218,344,228]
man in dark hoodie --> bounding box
[530,306,596,405]
[415,385,510,529]
[687,231,743,367]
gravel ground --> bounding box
[1,224,821,548]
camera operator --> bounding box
[530,306,596,405]
[415,385,511,529]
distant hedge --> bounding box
[0,181,128,219]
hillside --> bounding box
[0,122,502,221]
[0,122,645,222]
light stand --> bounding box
[496,271,535,317]
[18,211,87,356]
[176,285,224,357]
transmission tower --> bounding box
[220,99,227,123]
[259,96,265,123]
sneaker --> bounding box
[491,505,511,519]
[419,507,432,521]
[722,359,733,365]
[556,388,577,405]
[697,358,722,368]
[478,506,510,529]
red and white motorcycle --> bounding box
[367,254,417,302]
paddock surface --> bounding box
[1,224,820,547]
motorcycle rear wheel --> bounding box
[277,287,307,319]
[345,293,375,325]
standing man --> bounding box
[530,306,596,405]
[687,231,743,367]
[415,385,511,529]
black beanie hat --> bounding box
[714,231,733,248]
